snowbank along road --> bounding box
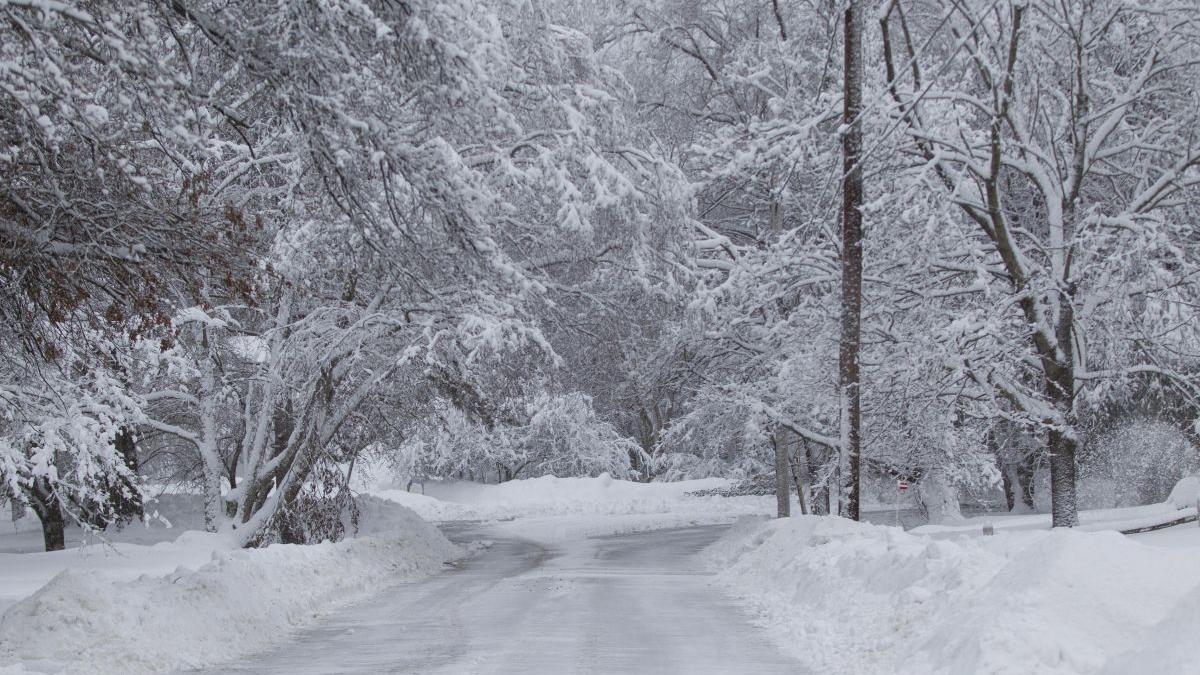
[200,524,806,674]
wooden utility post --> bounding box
[839,0,864,521]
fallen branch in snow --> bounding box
[1120,513,1198,535]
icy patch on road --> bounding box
[707,516,1200,675]
[0,500,460,674]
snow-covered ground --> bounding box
[371,474,775,542]
[707,513,1200,675]
[911,501,1198,537]
[0,476,772,674]
[0,496,460,674]
[370,474,768,521]
[911,477,1200,537]
[5,475,1200,674]
[197,525,803,674]
[0,492,232,618]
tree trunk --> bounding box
[1048,427,1078,526]
[1015,455,1036,512]
[28,479,65,552]
[789,450,809,515]
[838,0,865,521]
[1046,305,1079,527]
[201,448,224,532]
[112,428,144,520]
[1046,372,1079,526]
[199,372,224,532]
[39,503,65,552]
[806,441,830,515]
[1001,466,1016,511]
[774,428,790,518]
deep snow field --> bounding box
[0,475,1198,674]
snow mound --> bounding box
[353,493,440,537]
[709,516,1200,674]
[1167,475,1200,509]
[1101,580,1200,675]
[0,502,460,674]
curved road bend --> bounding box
[201,524,806,674]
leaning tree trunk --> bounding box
[838,0,865,521]
[804,441,827,515]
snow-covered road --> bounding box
[201,525,806,674]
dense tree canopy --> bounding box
[3,0,1200,549]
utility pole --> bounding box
[839,0,864,521]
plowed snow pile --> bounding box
[0,497,460,674]
[708,516,1200,675]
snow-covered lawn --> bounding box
[0,497,460,674]
[708,514,1200,675]
[370,474,775,542]
[912,478,1200,537]
[911,501,1198,537]
[0,493,225,617]
[370,474,770,521]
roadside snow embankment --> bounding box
[709,516,1200,675]
[0,497,460,674]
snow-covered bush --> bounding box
[1080,422,1199,508]
[389,392,639,483]
[0,351,145,550]
[519,392,642,479]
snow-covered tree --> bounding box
[882,0,1200,525]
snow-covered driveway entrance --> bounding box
[203,525,805,674]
